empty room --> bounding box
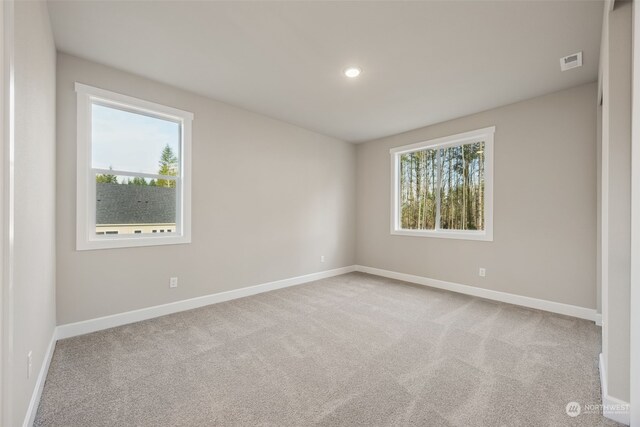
[1,0,639,426]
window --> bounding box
[390,127,494,241]
[76,83,193,250]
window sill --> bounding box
[77,234,191,251]
[391,229,493,242]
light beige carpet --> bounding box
[35,272,618,426]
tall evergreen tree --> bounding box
[156,144,178,188]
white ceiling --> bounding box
[48,1,603,143]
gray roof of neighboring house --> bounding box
[96,183,176,225]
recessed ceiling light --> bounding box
[344,67,361,78]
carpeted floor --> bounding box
[35,272,618,426]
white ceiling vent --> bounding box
[560,52,583,71]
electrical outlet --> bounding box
[479,268,486,277]
[169,277,178,288]
[27,351,33,379]
[320,255,325,263]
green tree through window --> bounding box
[399,141,485,231]
[156,144,178,188]
[95,145,178,186]
[95,167,118,184]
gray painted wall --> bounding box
[356,82,597,309]
[56,54,356,325]
[603,0,631,403]
[12,1,57,425]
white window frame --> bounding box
[390,126,494,241]
[75,82,193,250]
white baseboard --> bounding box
[355,265,601,323]
[22,331,56,427]
[56,265,356,340]
[599,353,631,425]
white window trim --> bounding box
[390,126,494,241]
[75,82,193,250]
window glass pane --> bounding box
[399,149,438,230]
[439,141,485,231]
[95,174,176,235]
[91,103,181,176]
